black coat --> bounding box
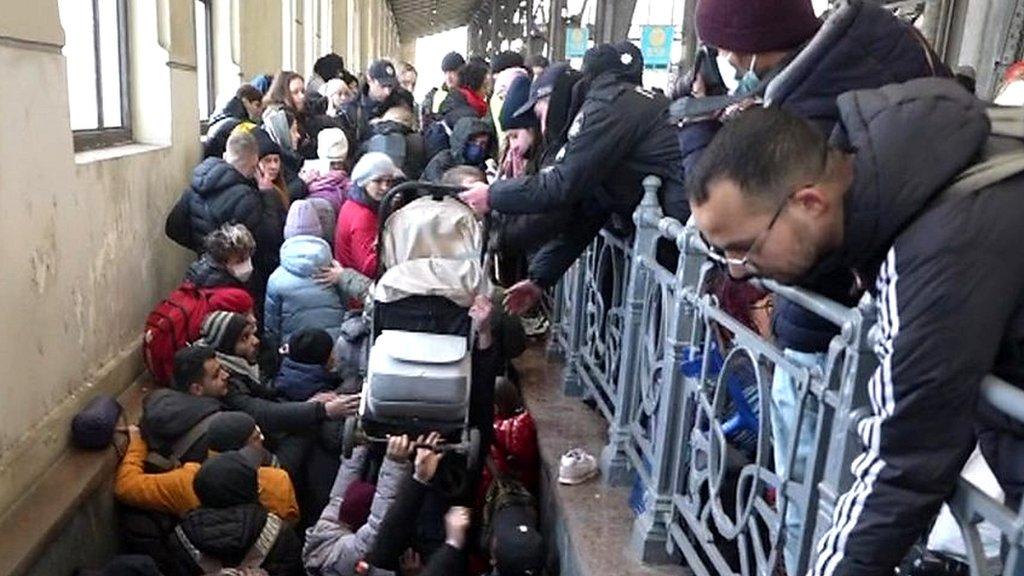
[183,255,245,289]
[167,504,303,576]
[360,119,427,180]
[204,97,250,159]
[221,370,327,436]
[139,389,222,466]
[165,158,266,257]
[438,89,479,127]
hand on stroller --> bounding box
[413,432,445,483]
[386,434,416,462]
[323,393,361,419]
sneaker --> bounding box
[558,449,599,485]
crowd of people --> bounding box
[80,0,1024,574]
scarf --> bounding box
[214,350,261,385]
[459,87,489,117]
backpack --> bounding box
[479,457,536,547]
[143,282,247,386]
[363,132,408,171]
[941,106,1024,198]
[175,513,283,574]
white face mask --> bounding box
[229,259,254,282]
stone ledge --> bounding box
[516,344,688,576]
[0,378,149,576]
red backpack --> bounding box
[143,282,252,386]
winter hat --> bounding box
[367,59,399,88]
[696,0,820,54]
[491,51,525,74]
[206,412,257,452]
[306,197,337,242]
[288,328,334,365]
[253,128,281,159]
[249,74,273,95]
[615,40,644,85]
[442,51,466,73]
[514,63,564,117]
[338,480,376,530]
[320,77,346,99]
[200,311,249,355]
[581,43,633,80]
[193,451,259,508]
[317,127,349,162]
[350,152,403,187]
[501,75,539,131]
[206,287,254,315]
[284,199,324,239]
[492,505,545,576]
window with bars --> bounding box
[196,0,215,128]
[57,0,132,151]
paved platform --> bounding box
[517,342,689,576]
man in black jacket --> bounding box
[459,42,684,312]
[689,79,1024,576]
[204,84,264,159]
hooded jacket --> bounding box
[303,447,409,576]
[165,158,266,258]
[264,236,369,347]
[140,389,222,466]
[273,357,338,402]
[219,355,328,436]
[305,170,351,214]
[422,117,495,182]
[167,504,304,575]
[334,186,382,279]
[183,255,245,290]
[438,87,482,127]
[204,96,252,159]
[805,78,1024,576]
[360,115,427,180]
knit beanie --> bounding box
[206,412,257,452]
[306,197,337,243]
[350,152,403,187]
[491,50,525,74]
[501,75,539,131]
[288,328,335,365]
[338,480,376,530]
[442,52,466,73]
[200,311,249,355]
[696,0,821,54]
[318,127,349,162]
[253,127,281,159]
[193,451,258,508]
[284,199,324,239]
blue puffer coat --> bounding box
[263,236,349,349]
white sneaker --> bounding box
[558,448,599,485]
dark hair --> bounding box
[236,84,262,103]
[494,376,523,419]
[441,165,486,186]
[264,71,304,110]
[313,53,345,81]
[204,223,256,263]
[525,54,549,69]
[172,345,217,391]
[458,62,490,92]
[688,106,827,206]
[491,51,525,74]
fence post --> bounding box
[600,176,663,485]
[562,256,588,397]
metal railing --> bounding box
[547,176,1024,574]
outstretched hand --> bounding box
[503,279,543,315]
[458,183,491,216]
[314,260,344,286]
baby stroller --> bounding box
[342,181,487,470]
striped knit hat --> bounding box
[200,311,249,355]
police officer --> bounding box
[459,42,684,313]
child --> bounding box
[301,127,351,214]
[274,328,340,402]
[482,376,539,497]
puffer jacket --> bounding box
[334,186,380,279]
[422,117,495,182]
[306,169,351,214]
[479,410,540,502]
[264,236,367,347]
[140,389,222,467]
[167,504,304,575]
[273,357,338,402]
[183,255,245,290]
[303,447,410,576]
[204,96,252,159]
[360,120,427,180]
[165,158,265,256]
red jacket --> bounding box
[334,197,378,279]
[482,410,540,497]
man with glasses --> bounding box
[690,79,1024,576]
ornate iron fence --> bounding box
[549,177,1024,575]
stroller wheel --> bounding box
[466,427,481,471]
[342,417,358,459]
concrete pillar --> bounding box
[549,0,566,60]
[594,0,637,44]
[400,40,416,64]
[331,0,348,64]
[347,0,360,72]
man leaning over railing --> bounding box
[688,78,1024,576]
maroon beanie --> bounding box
[696,0,821,54]
[339,480,376,530]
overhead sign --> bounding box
[641,25,675,69]
[565,26,590,58]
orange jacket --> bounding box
[114,429,299,522]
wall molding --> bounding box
[0,34,63,54]
[167,60,198,71]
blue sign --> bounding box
[565,26,589,58]
[641,25,675,69]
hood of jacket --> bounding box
[346,183,380,212]
[185,255,243,288]
[450,117,494,164]
[306,169,350,205]
[262,107,295,153]
[808,77,989,285]
[178,503,268,565]
[141,389,221,449]
[370,119,414,137]
[766,0,949,130]
[494,67,529,99]
[275,358,334,401]
[191,157,255,199]
[280,235,333,277]
[210,96,249,126]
